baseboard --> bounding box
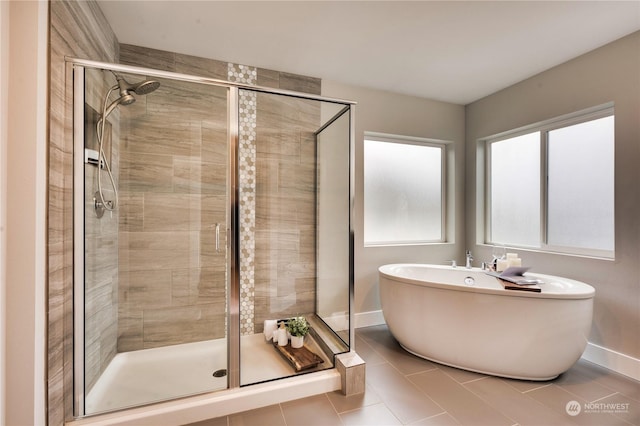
[355,310,640,382]
[581,342,640,382]
[354,310,385,329]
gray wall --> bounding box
[322,81,466,318]
[465,32,640,360]
[324,32,640,367]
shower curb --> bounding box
[66,370,341,426]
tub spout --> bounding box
[465,250,473,268]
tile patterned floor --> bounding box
[189,325,640,426]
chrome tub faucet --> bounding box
[465,250,473,269]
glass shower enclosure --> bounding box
[72,59,354,417]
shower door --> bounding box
[74,65,232,415]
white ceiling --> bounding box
[97,1,640,105]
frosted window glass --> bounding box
[364,140,442,244]
[547,116,614,251]
[490,132,541,247]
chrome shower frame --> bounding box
[70,57,355,418]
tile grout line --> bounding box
[460,376,522,426]
[403,366,440,378]
[322,391,342,419]
[278,402,288,426]
[404,368,451,423]
[359,332,450,423]
[352,336,412,423]
[590,391,619,404]
[460,376,490,385]
[521,382,554,394]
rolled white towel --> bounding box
[263,319,277,341]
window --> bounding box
[485,106,614,257]
[489,132,541,247]
[364,134,446,245]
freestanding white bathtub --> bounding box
[379,264,595,381]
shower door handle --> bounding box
[215,223,221,253]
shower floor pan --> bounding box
[85,333,333,414]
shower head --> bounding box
[132,79,161,95]
[102,74,161,119]
[116,74,160,96]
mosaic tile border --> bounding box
[228,63,257,335]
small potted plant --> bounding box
[286,316,309,348]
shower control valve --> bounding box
[93,191,113,219]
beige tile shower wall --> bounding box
[118,44,321,345]
[253,93,321,330]
[116,74,228,351]
[83,69,120,392]
[49,1,119,423]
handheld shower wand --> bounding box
[94,73,160,217]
